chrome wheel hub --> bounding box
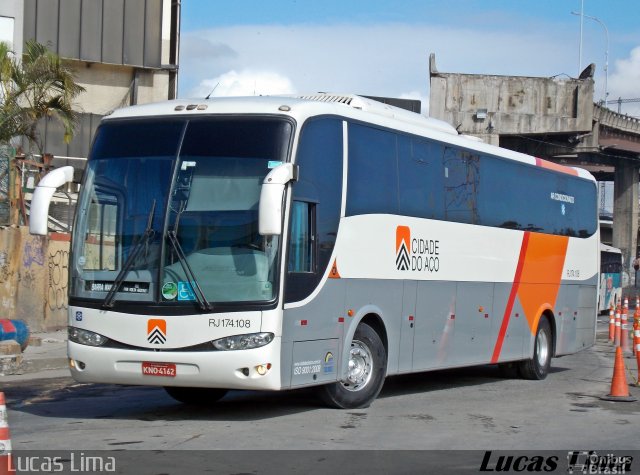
[536,330,549,367]
[342,340,373,392]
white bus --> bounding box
[598,243,624,313]
[30,94,599,409]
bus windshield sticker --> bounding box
[177,281,196,301]
[86,281,149,294]
[162,282,178,300]
[268,160,283,169]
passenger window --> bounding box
[443,147,479,224]
[347,123,399,215]
[288,201,315,273]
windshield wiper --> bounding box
[166,225,212,312]
[103,200,156,308]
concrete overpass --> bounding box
[429,54,640,276]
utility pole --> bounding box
[571,9,608,102]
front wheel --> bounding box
[164,386,228,405]
[317,322,387,409]
[518,317,552,380]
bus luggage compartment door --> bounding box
[290,339,340,387]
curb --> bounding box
[0,333,68,376]
[0,354,23,375]
[0,355,68,376]
[20,357,69,374]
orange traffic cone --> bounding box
[621,307,631,354]
[636,326,640,386]
[614,304,621,346]
[601,347,637,401]
[0,392,16,475]
[635,314,640,384]
[634,307,640,353]
[608,304,615,342]
[634,316,639,357]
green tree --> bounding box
[0,40,85,154]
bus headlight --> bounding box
[68,327,109,347]
[212,332,274,351]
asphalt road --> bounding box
[2,322,640,473]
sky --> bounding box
[178,0,640,117]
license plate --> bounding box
[142,362,176,377]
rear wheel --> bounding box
[164,387,228,405]
[518,317,552,380]
[497,362,520,378]
[317,322,387,409]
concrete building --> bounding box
[0,1,181,330]
[22,0,181,166]
[3,0,180,171]
[429,54,640,278]
[1,0,181,230]
[428,53,595,147]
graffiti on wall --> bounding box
[23,237,45,268]
[0,250,11,282]
[21,237,45,294]
[48,249,69,311]
[21,269,36,291]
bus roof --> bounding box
[600,243,622,254]
[105,93,595,182]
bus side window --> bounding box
[443,147,480,224]
[288,201,316,273]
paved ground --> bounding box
[2,321,639,473]
[2,320,639,451]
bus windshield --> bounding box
[70,116,293,308]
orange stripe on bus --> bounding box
[535,157,578,176]
[517,233,569,334]
[491,232,530,364]
[491,232,569,363]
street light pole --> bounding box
[571,10,609,103]
[578,0,584,74]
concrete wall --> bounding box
[613,162,640,278]
[70,62,171,115]
[429,54,595,144]
[0,226,69,332]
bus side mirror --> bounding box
[29,166,75,236]
[259,163,298,236]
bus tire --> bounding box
[518,317,552,380]
[164,386,228,405]
[317,322,387,409]
[498,362,520,378]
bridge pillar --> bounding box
[612,162,639,284]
